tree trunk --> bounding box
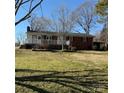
[61,35,64,51]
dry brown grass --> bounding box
[16,49,108,93]
[71,51,107,62]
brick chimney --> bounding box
[27,26,30,32]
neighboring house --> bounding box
[93,38,108,51]
[25,27,94,50]
[93,30,108,50]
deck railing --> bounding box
[25,39,67,45]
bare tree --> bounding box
[94,29,108,50]
[100,27,108,46]
[55,6,76,50]
[15,0,43,26]
[50,15,59,32]
[94,31,101,42]
[74,1,96,35]
[28,16,52,31]
[16,32,26,45]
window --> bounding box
[38,36,41,39]
[52,36,57,40]
[43,35,47,39]
[46,36,48,39]
[66,36,69,40]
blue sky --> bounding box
[15,0,103,41]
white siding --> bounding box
[27,32,62,45]
[27,34,32,43]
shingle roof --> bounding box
[27,30,94,37]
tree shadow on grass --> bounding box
[15,68,107,93]
[16,81,52,93]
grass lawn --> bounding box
[15,49,108,93]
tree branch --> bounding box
[15,0,23,15]
[21,0,30,5]
[15,0,20,8]
[15,0,43,26]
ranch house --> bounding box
[25,27,94,50]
